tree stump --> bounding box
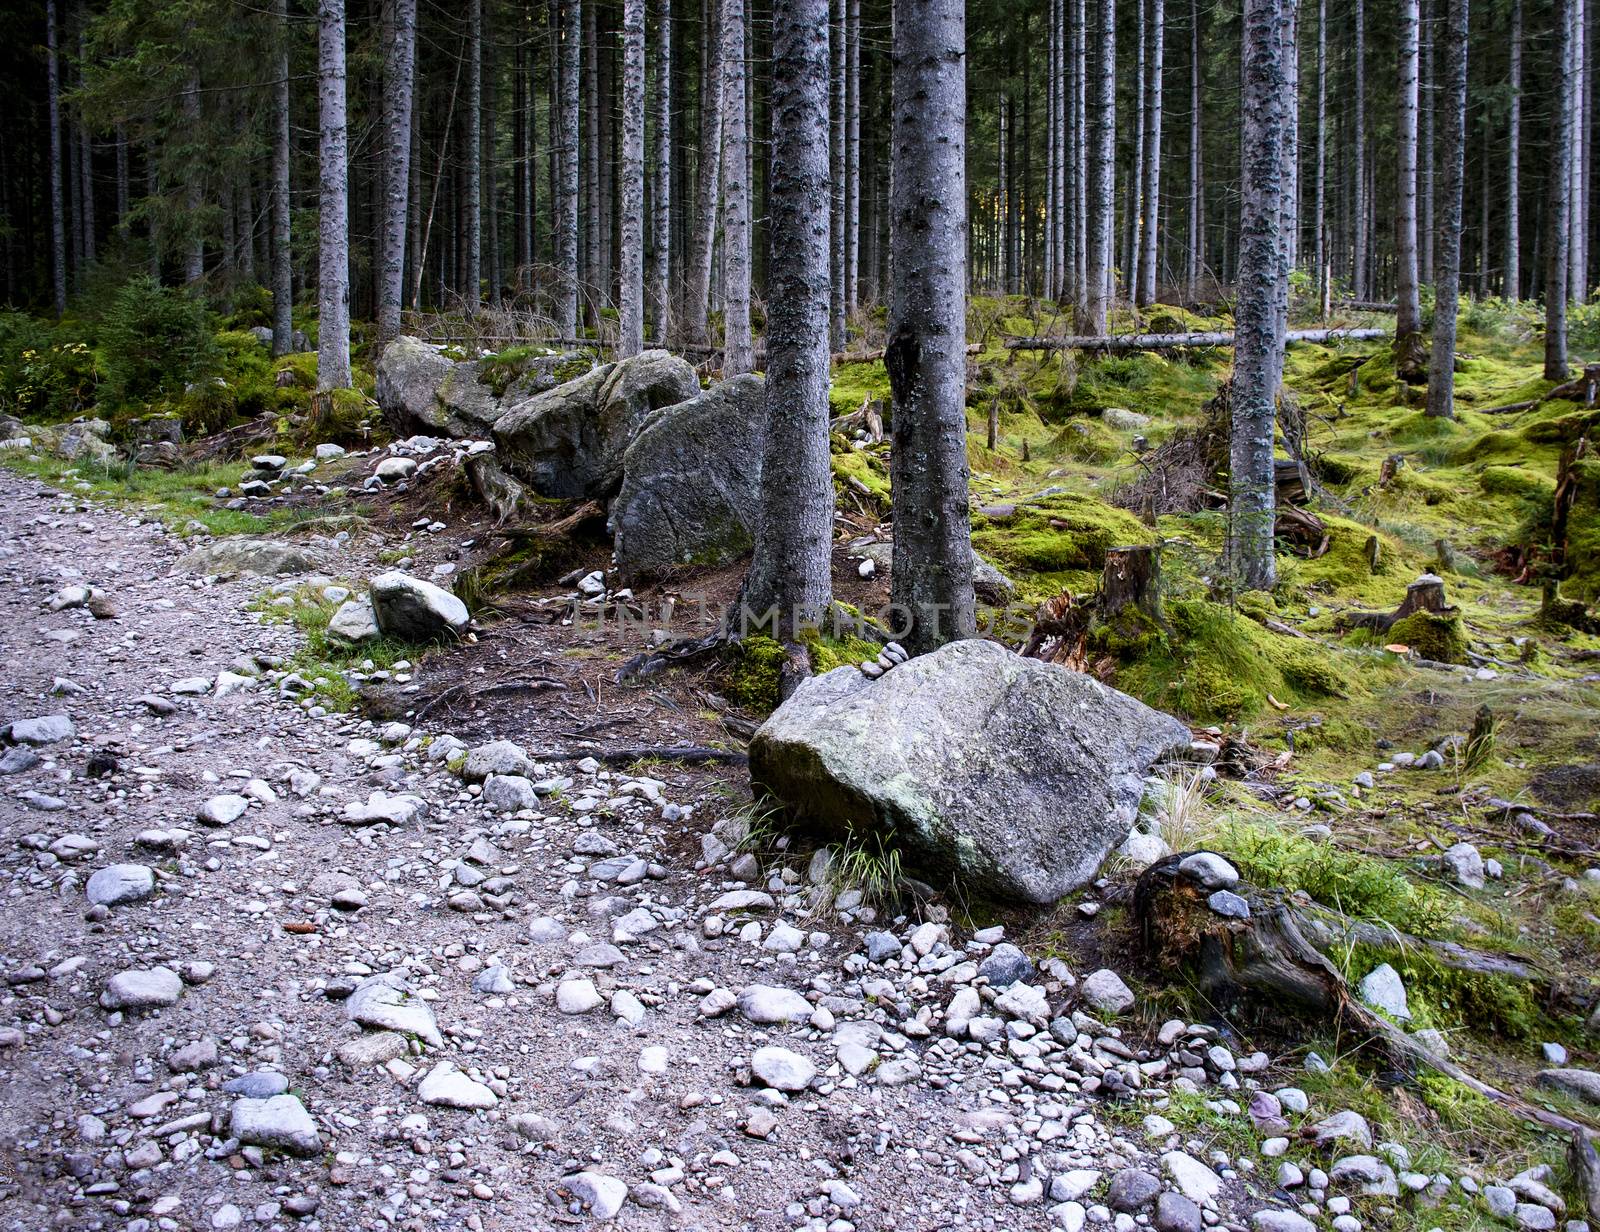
[1098,545,1163,625]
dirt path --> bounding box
[0,467,1304,1232]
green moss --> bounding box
[970,492,1152,599]
[1477,465,1554,500]
[1389,610,1468,663]
[831,441,892,504]
[729,635,785,712]
[1337,941,1548,1040]
[802,628,882,673]
[1564,457,1600,604]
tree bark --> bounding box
[1351,0,1367,298]
[1425,0,1466,419]
[182,70,204,284]
[829,0,846,346]
[888,0,976,655]
[617,0,647,356]
[1231,0,1293,591]
[1079,0,1115,333]
[1187,0,1202,297]
[377,0,417,348]
[1506,0,1521,297]
[555,0,581,337]
[1313,0,1326,299]
[683,0,724,347]
[1571,0,1589,302]
[271,0,293,355]
[46,0,66,315]
[317,0,352,390]
[719,0,752,372]
[742,0,835,636]
[1136,0,1164,306]
[1547,0,1573,380]
[1394,0,1426,382]
[581,0,602,326]
[648,0,671,341]
[845,0,860,314]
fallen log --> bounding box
[530,745,748,766]
[1135,854,1597,1139]
[1004,327,1388,352]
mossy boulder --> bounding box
[749,639,1191,904]
[1388,610,1468,663]
[611,374,766,581]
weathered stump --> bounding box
[1099,545,1163,625]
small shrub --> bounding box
[100,276,217,405]
[0,312,99,421]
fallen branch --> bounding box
[1004,327,1388,353]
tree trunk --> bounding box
[1351,0,1367,298]
[1547,0,1573,380]
[77,27,96,270]
[317,0,352,390]
[1074,0,1088,307]
[1420,0,1435,280]
[1425,0,1466,419]
[1571,0,1589,302]
[648,0,671,341]
[182,71,205,284]
[555,0,581,336]
[1505,0,1521,296]
[1136,0,1164,306]
[1313,0,1326,299]
[1231,0,1293,592]
[1394,0,1426,381]
[1187,0,1202,296]
[683,0,724,347]
[1079,0,1115,333]
[615,0,647,355]
[1126,1,1145,298]
[829,0,846,346]
[377,0,417,347]
[719,0,751,372]
[742,0,835,636]
[46,0,66,315]
[888,0,976,655]
[271,0,293,355]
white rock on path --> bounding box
[197,794,250,826]
[344,974,444,1047]
[556,979,604,1014]
[417,1062,498,1109]
[100,967,183,1011]
[5,714,75,745]
[229,1094,321,1156]
[736,984,811,1023]
[1080,968,1136,1014]
[751,1045,816,1091]
[86,864,155,907]
[564,1171,628,1220]
[327,597,379,643]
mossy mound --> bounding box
[971,492,1153,600]
[1388,610,1468,663]
[1563,457,1600,604]
[830,440,892,505]
[1112,597,1359,723]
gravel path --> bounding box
[0,468,1353,1232]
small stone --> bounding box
[736,984,811,1023]
[418,1062,498,1109]
[556,979,604,1014]
[1358,963,1411,1021]
[751,1045,816,1091]
[100,967,182,1011]
[1106,1168,1161,1212]
[85,864,155,907]
[563,1171,628,1221]
[1177,851,1240,889]
[1080,968,1135,1014]
[229,1094,321,1156]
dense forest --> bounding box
[3,0,1600,1228]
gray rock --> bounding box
[1310,1109,1373,1150]
[229,1094,321,1156]
[0,746,40,774]
[737,984,812,1023]
[1107,1168,1161,1212]
[864,931,902,963]
[5,714,75,745]
[85,864,155,907]
[1535,1068,1600,1106]
[375,335,500,438]
[749,640,1189,903]
[344,973,444,1047]
[1252,1212,1318,1232]
[1155,1191,1204,1232]
[1178,851,1240,889]
[327,597,379,643]
[751,1045,816,1091]
[1358,963,1411,1021]
[1442,841,1486,890]
[100,967,182,1011]
[418,1062,498,1109]
[1081,968,1136,1014]
[482,774,538,812]
[368,571,469,642]
[611,374,767,581]
[223,1072,289,1098]
[563,1171,629,1221]
[463,740,533,780]
[978,943,1035,989]
[1208,889,1251,918]
[177,539,320,577]
[493,351,698,498]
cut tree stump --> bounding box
[1099,545,1163,625]
[1343,572,1456,634]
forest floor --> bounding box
[1,300,1598,1231]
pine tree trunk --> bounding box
[1506,0,1521,297]
[1570,0,1588,301]
[486,16,502,307]
[77,27,96,269]
[1126,1,1145,297]
[1394,0,1425,381]
[317,0,353,390]
[1420,0,1434,280]
[888,0,976,655]
[182,71,205,283]
[556,0,581,336]
[1136,0,1164,305]
[582,0,601,326]
[719,0,752,372]
[464,0,482,313]
[378,0,417,347]
[271,0,293,355]
[1046,0,1059,298]
[648,0,671,341]
[829,0,846,347]
[743,0,834,636]
[1080,0,1115,333]
[1313,0,1326,296]
[1231,0,1293,592]
[845,0,860,313]
[618,0,647,356]
[1425,0,1466,418]
[682,0,724,347]
[1073,0,1088,307]
[1547,0,1573,381]
[1351,0,1366,298]
[1187,0,1202,296]
[46,0,66,315]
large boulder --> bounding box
[368,571,470,642]
[611,374,766,581]
[492,350,699,498]
[376,335,593,439]
[749,639,1190,904]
